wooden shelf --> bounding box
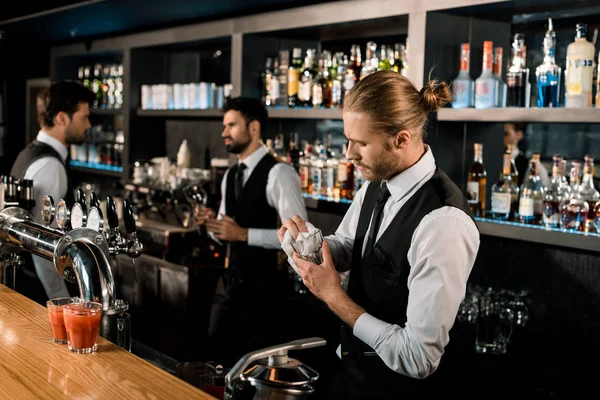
[437,108,600,123]
[136,108,223,117]
[268,108,343,120]
[90,108,123,116]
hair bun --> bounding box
[420,78,452,113]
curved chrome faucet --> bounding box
[0,207,116,310]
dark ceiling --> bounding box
[0,0,342,45]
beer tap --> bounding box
[123,199,143,259]
[106,195,125,253]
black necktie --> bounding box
[364,182,391,258]
[235,163,247,202]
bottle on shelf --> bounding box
[467,143,487,217]
[560,160,588,230]
[262,57,274,106]
[474,41,496,109]
[578,155,600,231]
[336,143,354,200]
[299,141,311,194]
[542,155,567,228]
[506,33,530,107]
[400,39,409,77]
[287,48,303,108]
[491,152,519,220]
[493,47,507,107]
[378,45,391,71]
[92,63,103,109]
[298,49,316,107]
[451,43,474,109]
[505,144,519,182]
[287,132,301,173]
[536,18,561,108]
[565,23,595,108]
[359,41,378,80]
[331,53,346,108]
[277,50,289,108]
[519,156,545,223]
[269,58,280,107]
[311,56,332,108]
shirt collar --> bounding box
[238,145,268,173]
[36,130,69,162]
[385,145,436,202]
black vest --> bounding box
[339,168,475,398]
[11,140,75,206]
[224,153,280,282]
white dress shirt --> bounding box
[291,145,480,379]
[23,131,70,299]
[214,145,308,249]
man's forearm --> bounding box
[326,290,366,329]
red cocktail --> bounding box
[62,302,102,353]
[47,297,80,344]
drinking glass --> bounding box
[47,297,81,344]
[290,229,324,265]
[62,301,103,353]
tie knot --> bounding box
[376,183,391,204]
[238,163,247,172]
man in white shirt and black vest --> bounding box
[196,97,308,366]
[11,80,93,301]
[279,71,481,398]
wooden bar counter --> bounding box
[0,284,215,399]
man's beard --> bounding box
[225,135,251,154]
[355,150,399,181]
[65,126,85,145]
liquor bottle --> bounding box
[493,47,507,107]
[578,155,600,231]
[519,159,545,224]
[299,141,311,194]
[542,155,567,228]
[506,33,529,107]
[92,63,103,109]
[467,143,487,217]
[560,160,588,231]
[115,64,124,109]
[287,132,301,173]
[378,45,391,71]
[331,53,346,108]
[400,39,409,77]
[536,18,561,107]
[268,58,280,107]
[491,152,519,220]
[451,43,474,109]
[565,23,595,108]
[347,44,361,84]
[287,48,303,108]
[277,50,289,108]
[83,66,92,90]
[558,158,572,197]
[359,41,378,80]
[506,144,519,182]
[298,49,316,107]
[262,57,274,106]
[475,41,496,109]
[312,57,332,108]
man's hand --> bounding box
[194,206,216,227]
[293,241,342,305]
[205,214,248,242]
[277,215,309,244]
